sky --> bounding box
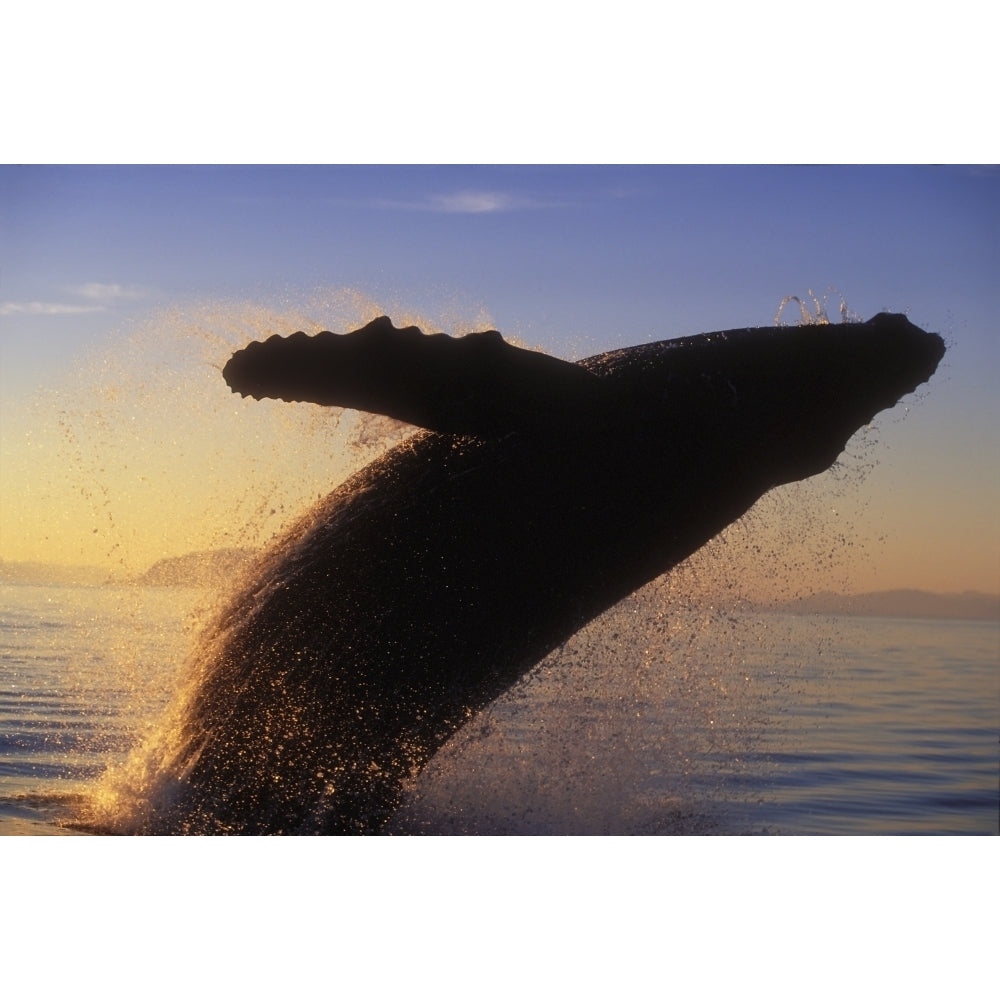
[1,164,998,595]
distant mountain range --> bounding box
[130,548,257,587]
[0,561,111,587]
[760,589,999,621]
[0,549,257,589]
[2,555,997,619]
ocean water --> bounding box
[1,581,995,835]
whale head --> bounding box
[584,312,945,493]
[730,312,945,486]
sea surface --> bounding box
[0,582,996,835]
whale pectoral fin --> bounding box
[223,316,601,437]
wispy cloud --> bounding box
[0,282,150,317]
[0,301,106,316]
[69,282,147,300]
[426,191,526,213]
[368,190,567,214]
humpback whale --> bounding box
[120,313,944,834]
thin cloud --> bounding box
[0,301,105,316]
[0,283,150,317]
[368,190,568,214]
[427,191,524,213]
[69,282,147,300]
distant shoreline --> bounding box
[0,561,113,588]
[0,549,255,589]
[2,556,997,621]
[755,589,1000,622]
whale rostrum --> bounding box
[122,314,944,834]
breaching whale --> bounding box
[119,313,944,834]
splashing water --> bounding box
[775,287,862,326]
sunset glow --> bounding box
[2,166,997,597]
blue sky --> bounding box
[3,164,997,387]
[1,165,998,592]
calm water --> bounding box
[0,582,996,835]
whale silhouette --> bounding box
[123,313,944,834]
